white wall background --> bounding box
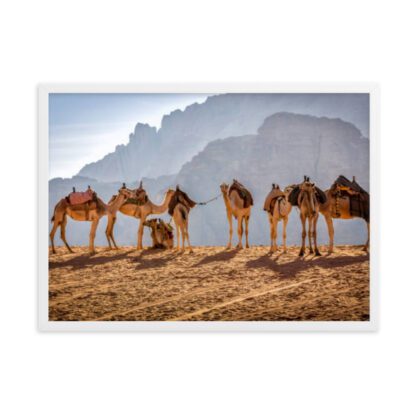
[0,1,415,415]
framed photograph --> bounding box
[38,83,379,331]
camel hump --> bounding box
[168,189,196,216]
[263,187,284,213]
[334,175,368,195]
[288,186,300,206]
[314,186,327,204]
[229,181,253,208]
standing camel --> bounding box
[319,175,370,253]
[105,182,175,250]
[220,179,253,249]
[168,186,196,252]
[50,186,133,255]
[289,177,326,257]
[263,184,293,253]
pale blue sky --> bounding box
[49,93,211,179]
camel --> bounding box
[263,184,293,253]
[220,180,253,249]
[50,185,133,255]
[319,176,370,253]
[289,177,325,257]
[105,183,175,250]
[143,218,174,249]
[168,186,196,252]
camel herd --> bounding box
[50,176,370,256]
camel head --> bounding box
[143,218,158,229]
[220,182,229,194]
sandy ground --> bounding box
[49,246,369,321]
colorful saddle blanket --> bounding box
[68,189,94,205]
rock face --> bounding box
[77,93,369,182]
[172,112,369,246]
[50,112,369,248]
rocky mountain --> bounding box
[77,93,369,182]
[172,112,369,246]
[49,112,369,248]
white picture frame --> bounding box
[38,83,379,332]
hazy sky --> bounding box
[49,93,211,179]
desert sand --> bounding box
[49,246,369,321]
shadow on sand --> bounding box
[193,249,240,267]
[245,253,369,279]
[49,249,136,270]
[129,249,178,270]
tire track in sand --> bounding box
[170,278,316,321]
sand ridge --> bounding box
[49,246,369,321]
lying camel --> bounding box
[143,218,174,249]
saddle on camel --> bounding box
[144,218,174,249]
[263,184,286,214]
[229,179,254,208]
[168,186,196,217]
[288,176,327,206]
[66,185,99,220]
[331,175,369,221]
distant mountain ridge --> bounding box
[77,93,369,182]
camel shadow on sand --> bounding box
[129,249,178,270]
[245,253,369,279]
[48,249,136,270]
[193,249,240,267]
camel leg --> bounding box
[364,221,370,252]
[89,219,99,255]
[282,217,288,253]
[236,216,243,249]
[175,221,181,251]
[110,217,118,249]
[299,215,306,257]
[185,222,193,253]
[105,216,114,249]
[180,224,186,252]
[324,213,335,254]
[313,214,321,256]
[308,217,314,254]
[269,215,276,252]
[49,220,60,255]
[244,216,250,249]
[60,215,73,253]
[226,212,233,250]
[137,218,145,250]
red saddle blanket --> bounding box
[68,190,94,205]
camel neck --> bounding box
[222,192,232,209]
[149,192,172,214]
[107,194,126,213]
